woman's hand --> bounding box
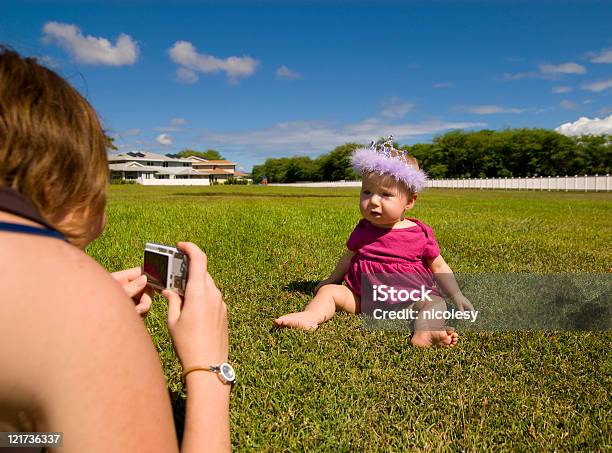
[164,242,228,368]
[111,267,153,317]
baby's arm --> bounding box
[427,255,474,312]
[315,249,356,293]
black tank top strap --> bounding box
[0,187,67,241]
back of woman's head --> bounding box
[0,46,108,246]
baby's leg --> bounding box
[274,284,359,330]
[410,295,458,348]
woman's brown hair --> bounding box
[0,46,108,247]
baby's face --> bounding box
[359,173,415,227]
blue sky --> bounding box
[2,0,612,171]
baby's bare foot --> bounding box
[411,329,458,348]
[274,311,321,331]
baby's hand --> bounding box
[452,293,475,312]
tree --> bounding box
[177,149,224,160]
[316,143,361,181]
[105,133,118,151]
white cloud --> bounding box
[589,47,612,64]
[466,105,524,114]
[276,65,302,79]
[555,114,612,136]
[502,71,539,81]
[552,86,572,94]
[118,128,141,137]
[433,82,455,88]
[42,21,138,66]
[168,41,259,83]
[560,100,576,110]
[539,62,586,75]
[504,62,586,81]
[380,98,413,119]
[38,55,58,68]
[201,118,486,156]
[176,67,198,84]
[156,133,173,145]
[582,79,612,92]
[155,118,188,132]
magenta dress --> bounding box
[344,218,442,298]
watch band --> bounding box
[182,365,216,382]
[182,363,235,385]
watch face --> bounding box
[219,363,236,383]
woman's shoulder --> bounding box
[0,232,144,361]
[0,234,175,449]
[2,231,115,294]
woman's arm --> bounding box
[164,243,230,452]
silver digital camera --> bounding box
[143,243,189,296]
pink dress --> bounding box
[344,218,442,298]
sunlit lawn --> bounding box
[87,185,612,451]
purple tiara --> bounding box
[351,135,427,193]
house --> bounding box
[108,151,246,185]
[186,156,239,184]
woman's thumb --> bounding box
[164,289,182,325]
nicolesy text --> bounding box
[372,308,479,323]
[372,284,433,303]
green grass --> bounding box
[87,185,612,451]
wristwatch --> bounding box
[182,362,236,385]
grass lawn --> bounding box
[87,185,612,451]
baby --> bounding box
[275,137,473,347]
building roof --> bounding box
[203,159,236,164]
[195,169,235,176]
[109,162,158,172]
[109,151,192,163]
[192,159,236,165]
[155,167,204,176]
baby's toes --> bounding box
[448,330,459,347]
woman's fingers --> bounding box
[111,266,142,283]
[177,242,207,296]
[134,290,153,317]
[123,274,147,298]
[164,289,182,326]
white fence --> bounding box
[137,178,211,186]
[271,174,611,191]
[428,174,611,191]
[270,181,361,188]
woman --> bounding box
[0,46,230,451]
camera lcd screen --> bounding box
[144,250,169,287]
